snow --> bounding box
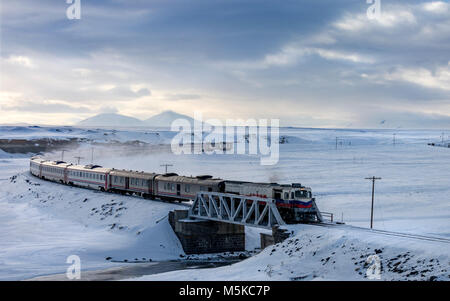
[0,125,175,144]
[0,126,449,280]
[0,160,187,280]
[129,224,449,281]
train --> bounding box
[29,156,319,223]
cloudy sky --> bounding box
[0,0,449,128]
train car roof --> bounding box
[68,164,111,173]
[40,160,73,168]
[155,174,224,185]
[109,169,158,179]
[225,180,311,190]
[30,157,47,163]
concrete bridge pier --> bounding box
[169,210,245,254]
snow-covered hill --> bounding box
[129,224,449,281]
[0,163,185,280]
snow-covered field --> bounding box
[0,126,449,280]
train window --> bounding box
[291,192,295,199]
[185,185,190,192]
[284,192,289,199]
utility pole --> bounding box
[74,156,84,165]
[61,150,67,161]
[365,176,382,229]
[160,164,173,173]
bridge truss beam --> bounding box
[188,192,286,229]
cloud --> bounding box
[5,55,36,68]
[334,9,416,32]
[422,1,449,14]
[0,0,449,128]
[99,106,118,114]
[365,63,450,91]
[163,93,203,101]
[0,99,92,113]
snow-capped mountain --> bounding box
[76,111,196,128]
[77,113,144,127]
[143,110,196,127]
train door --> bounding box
[125,177,130,190]
[176,184,181,196]
[274,189,282,200]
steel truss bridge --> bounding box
[188,191,324,229]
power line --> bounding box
[160,164,173,173]
[365,176,382,229]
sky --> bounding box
[0,0,449,128]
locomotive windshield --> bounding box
[295,190,310,199]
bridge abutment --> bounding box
[169,210,245,254]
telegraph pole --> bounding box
[74,156,84,165]
[160,164,173,173]
[365,176,382,229]
[61,150,67,161]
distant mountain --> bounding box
[77,113,144,127]
[143,110,196,127]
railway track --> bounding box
[313,222,450,244]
